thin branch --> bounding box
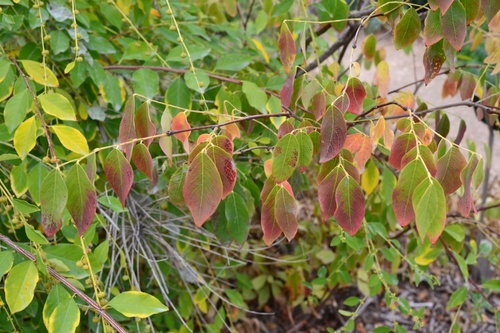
[0,233,127,333]
[243,0,256,31]
[10,58,59,166]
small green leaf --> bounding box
[108,291,169,318]
[394,8,421,50]
[132,68,159,99]
[41,169,68,236]
[184,69,210,93]
[5,261,39,314]
[43,284,72,330]
[242,81,268,114]
[38,93,76,121]
[481,279,500,292]
[10,162,28,197]
[272,133,299,182]
[446,286,468,310]
[343,296,361,306]
[4,90,31,133]
[49,30,70,55]
[165,78,191,113]
[12,198,39,215]
[215,54,253,71]
[0,251,14,278]
[28,163,49,205]
[225,192,250,245]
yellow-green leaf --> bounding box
[48,298,80,333]
[108,291,169,318]
[5,261,39,314]
[38,93,76,121]
[361,159,380,195]
[20,60,59,87]
[14,116,37,160]
[51,125,89,155]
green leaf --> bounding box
[66,164,97,236]
[460,0,479,25]
[28,163,49,205]
[4,90,31,133]
[49,30,70,55]
[10,162,28,197]
[169,164,188,206]
[0,59,12,83]
[87,35,116,54]
[119,96,136,160]
[424,9,443,47]
[41,169,68,236]
[446,286,468,310]
[0,251,14,278]
[38,93,76,121]
[274,186,298,241]
[441,1,466,51]
[12,198,39,215]
[165,78,191,113]
[481,279,500,292]
[20,60,59,87]
[296,131,313,172]
[24,224,49,245]
[43,284,72,330]
[132,68,159,99]
[184,68,210,93]
[394,8,421,50]
[121,41,153,61]
[361,159,380,195]
[272,133,299,182]
[271,0,294,16]
[14,116,37,160]
[166,45,211,62]
[104,149,134,208]
[224,289,248,309]
[51,125,89,155]
[334,176,365,236]
[242,81,267,114]
[413,177,446,243]
[224,192,250,245]
[108,291,168,318]
[436,146,467,195]
[48,298,80,333]
[215,54,253,71]
[5,261,39,314]
[343,296,361,306]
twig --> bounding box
[0,233,127,333]
[243,0,256,31]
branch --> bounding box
[0,233,127,333]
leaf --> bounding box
[481,279,500,292]
[5,90,31,133]
[274,186,298,241]
[52,125,89,155]
[85,154,97,184]
[278,22,296,73]
[0,251,14,279]
[213,135,234,154]
[132,143,154,180]
[184,68,210,93]
[401,145,438,177]
[135,102,156,147]
[413,177,446,243]
[225,192,250,245]
[27,163,48,205]
[183,152,223,227]
[392,160,427,226]
[48,298,80,333]
[423,40,447,85]
[436,146,467,195]
[320,106,347,163]
[104,149,134,208]
[169,165,188,205]
[345,77,366,115]
[43,284,71,330]
[363,34,377,59]
[159,109,173,165]
[441,1,466,51]
[389,133,417,170]
[334,176,365,236]
[280,72,294,108]
[272,133,299,182]
[242,81,267,114]
[206,145,236,199]
[437,0,454,14]
[374,60,390,98]
[119,96,136,160]
[361,159,380,195]
[38,93,76,121]
[66,164,97,236]
[311,91,326,120]
[394,8,421,50]
[424,9,444,46]
[481,0,500,23]
[261,186,281,246]
[14,116,37,160]
[459,72,476,101]
[296,132,313,172]
[20,60,59,87]
[458,154,479,217]
[10,162,28,197]
[171,112,191,143]
[41,170,68,236]
[278,120,294,139]
[318,166,345,221]
[5,261,39,314]
[461,0,479,24]
[215,54,252,72]
[165,78,191,113]
[446,286,468,310]
[108,291,169,318]
[344,133,373,171]
[132,69,159,99]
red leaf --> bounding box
[135,102,156,147]
[318,166,345,221]
[104,149,134,208]
[334,176,365,236]
[280,72,294,108]
[459,72,476,101]
[278,23,296,73]
[344,133,372,171]
[389,133,418,170]
[275,186,298,241]
[119,96,136,160]
[66,164,97,236]
[320,106,347,163]
[345,78,366,115]
[333,94,350,114]
[183,152,223,227]
[311,91,326,120]
[458,155,479,217]
[441,1,466,51]
[278,120,294,139]
[436,146,467,194]
[132,143,154,180]
[436,0,453,14]
[222,122,241,140]
[213,135,234,154]
[424,40,447,85]
[261,186,281,246]
[172,112,191,143]
[206,145,236,199]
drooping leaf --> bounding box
[424,9,444,46]
[280,72,294,108]
[318,165,345,221]
[4,90,31,133]
[481,0,500,23]
[183,152,223,227]
[441,1,467,51]
[40,169,68,236]
[413,177,446,243]
[38,93,76,121]
[213,135,234,154]
[278,119,294,139]
[296,131,313,172]
[132,68,159,99]
[52,125,89,155]
[344,133,372,171]
[10,162,28,197]
[320,106,347,163]
[460,0,479,24]
[361,159,380,195]
[333,94,350,114]
[389,133,418,170]
[459,72,476,101]
[42,283,71,330]
[394,8,421,50]
[5,261,39,314]
[437,0,454,14]
[401,145,438,177]
[48,297,80,333]
[374,60,390,98]
[171,112,191,143]
[311,91,326,120]
[436,146,467,194]
[458,154,480,217]
[274,186,298,241]
[14,116,37,160]
[20,60,59,87]
[135,102,156,147]
[278,23,296,73]
[66,164,97,236]
[272,133,299,182]
[363,34,377,59]
[392,160,427,226]
[334,176,365,236]
[424,40,447,85]
[104,149,134,208]
[165,78,191,113]
[446,286,468,310]
[261,186,281,246]
[345,77,366,115]
[225,192,250,245]
[184,68,210,94]
[28,163,49,205]
[119,96,136,160]
[108,291,169,318]
[242,81,268,114]
[132,143,154,180]
[206,145,236,199]
[85,154,97,184]
[169,164,188,206]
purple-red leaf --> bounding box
[436,146,467,194]
[345,78,366,115]
[274,186,298,241]
[334,176,365,236]
[66,164,97,236]
[119,96,136,160]
[172,112,191,143]
[213,135,234,154]
[40,169,68,236]
[320,106,347,163]
[132,143,154,181]
[85,154,97,184]
[311,91,326,120]
[104,149,134,208]
[441,1,467,51]
[333,94,350,114]
[318,165,345,221]
[278,120,294,140]
[280,72,294,108]
[424,40,447,85]
[135,102,156,147]
[458,154,480,217]
[436,0,453,14]
[261,186,281,246]
[206,145,237,199]
[278,23,296,73]
[183,152,223,227]
[389,133,418,170]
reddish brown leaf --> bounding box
[183,152,223,227]
[104,149,134,208]
[119,96,136,160]
[197,133,211,144]
[458,155,479,217]
[278,23,296,74]
[459,72,476,101]
[213,135,234,154]
[436,146,467,194]
[389,133,418,170]
[264,159,273,178]
[311,91,326,120]
[441,1,467,51]
[222,122,240,140]
[66,164,97,236]
[135,102,156,147]
[320,106,347,163]
[261,186,281,246]
[172,112,191,143]
[132,143,154,181]
[318,166,345,221]
[334,176,365,236]
[206,145,236,199]
[278,120,295,139]
[437,0,453,14]
[424,40,447,85]
[344,133,372,171]
[280,72,295,108]
[442,75,459,98]
[275,186,298,241]
[345,78,366,115]
[333,94,350,114]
